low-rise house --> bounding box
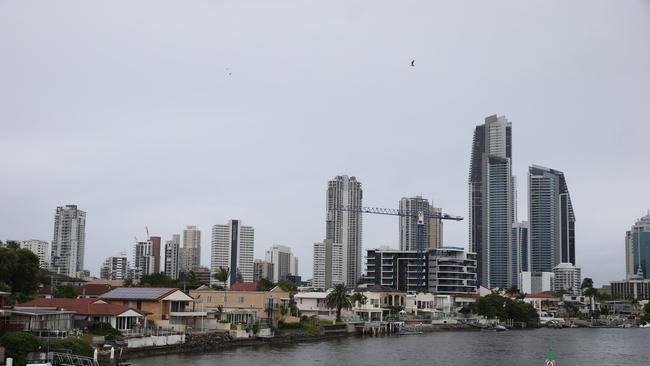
[101,287,205,331]
[405,293,454,319]
[294,291,336,319]
[17,298,142,331]
[190,284,290,323]
[2,308,74,333]
[74,283,119,298]
[353,286,406,322]
[521,293,560,314]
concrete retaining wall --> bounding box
[127,334,186,348]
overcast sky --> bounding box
[1,1,649,287]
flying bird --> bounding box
[410,60,415,67]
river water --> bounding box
[135,328,649,366]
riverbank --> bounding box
[123,330,353,359]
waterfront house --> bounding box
[100,287,206,331]
[294,291,337,319]
[1,308,74,334]
[190,284,290,323]
[353,286,407,321]
[405,293,454,319]
[16,298,142,331]
[521,293,560,314]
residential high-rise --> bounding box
[627,212,650,279]
[326,175,363,287]
[211,220,254,287]
[528,165,576,272]
[100,252,130,280]
[398,199,444,250]
[552,263,581,295]
[511,221,530,286]
[312,239,344,290]
[149,236,161,273]
[428,247,477,295]
[366,249,428,292]
[182,226,201,272]
[164,234,181,280]
[253,259,274,282]
[50,205,86,277]
[265,245,299,282]
[428,206,444,249]
[468,115,515,288]
[19,240,49,268]
[133,240,156,279]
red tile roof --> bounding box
[17,298,139,316]
[229,283,258,291]
[74,284,119,296]
[526,293,559,299]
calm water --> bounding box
[135,328,649,366]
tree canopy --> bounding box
[325,284,352,322]
[0,247,40,299]
[465,293,538,323]
[0,331,43,366]
[53,284,78,298]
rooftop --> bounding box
[17,298,140,316]
[100,287,179,301]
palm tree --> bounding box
[350,292,367,306]
[325,284,352,322]
[213,266,230,286]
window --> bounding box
[238,296,245,304]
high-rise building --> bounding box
[182,226,201,272]
[253,259,274,282]
[511,221,530,286]
[100,252,130,280]
[528,165,576,272]
[312,239,344,290]
[428,206,444,250]
[19,240,49,268]
[428,247,477,295]
[50,205,86,277]
[149,236,161,273]
[519,271,554,294]
[265,245,299,282]
[552,263,581,295]
[326,175,363,287]
[133,240,156,279]
[468,115,515,288]
[626,212,650,279]
[164,234,181,280]
[366,249,428,292]
[211,220,254,287]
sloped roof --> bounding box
[230,283,258,292]
[17,298,140,316]
[74,284,118,296]
[100,287,179,301]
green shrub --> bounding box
[0,332,42,366]
[88,322,122,341]
[48,337,93,357]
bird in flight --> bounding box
[410,60,415,67]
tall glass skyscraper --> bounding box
[528,165,576,272]
[468,115,515,288]
[626,213,650,279]
[326,175,363,287]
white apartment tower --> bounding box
[164,234,181,280]
[100,252,130,280]
[326,175,363,287]
[20,240,49,268]
[133,240,156,279]
[182,225,201,272]
[265,245,299,282]
[312,239,344,290]
[50,205,86,277]
[552,263,582,295]
[211,220,254,287]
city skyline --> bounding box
[2,1,650,287]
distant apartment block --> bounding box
[182,226,201,272]
[428,247,477,295]
[164,234,181,280]
[519,271,554,294]
[365,249,428,292]
[211,220,254,287]
[19,240,49,268]
[326,175,363,287]
[50,205,86,277]
[552,262,581,295]
[253,259,274,282]
[611,277,650,300]
[100,252,130,280]
[133,240,156,279]
[265,245,299,282]
[149,236,161,273]
[312,239,343,290]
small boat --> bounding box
[495,325,507,332]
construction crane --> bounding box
[331,204,463,291]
